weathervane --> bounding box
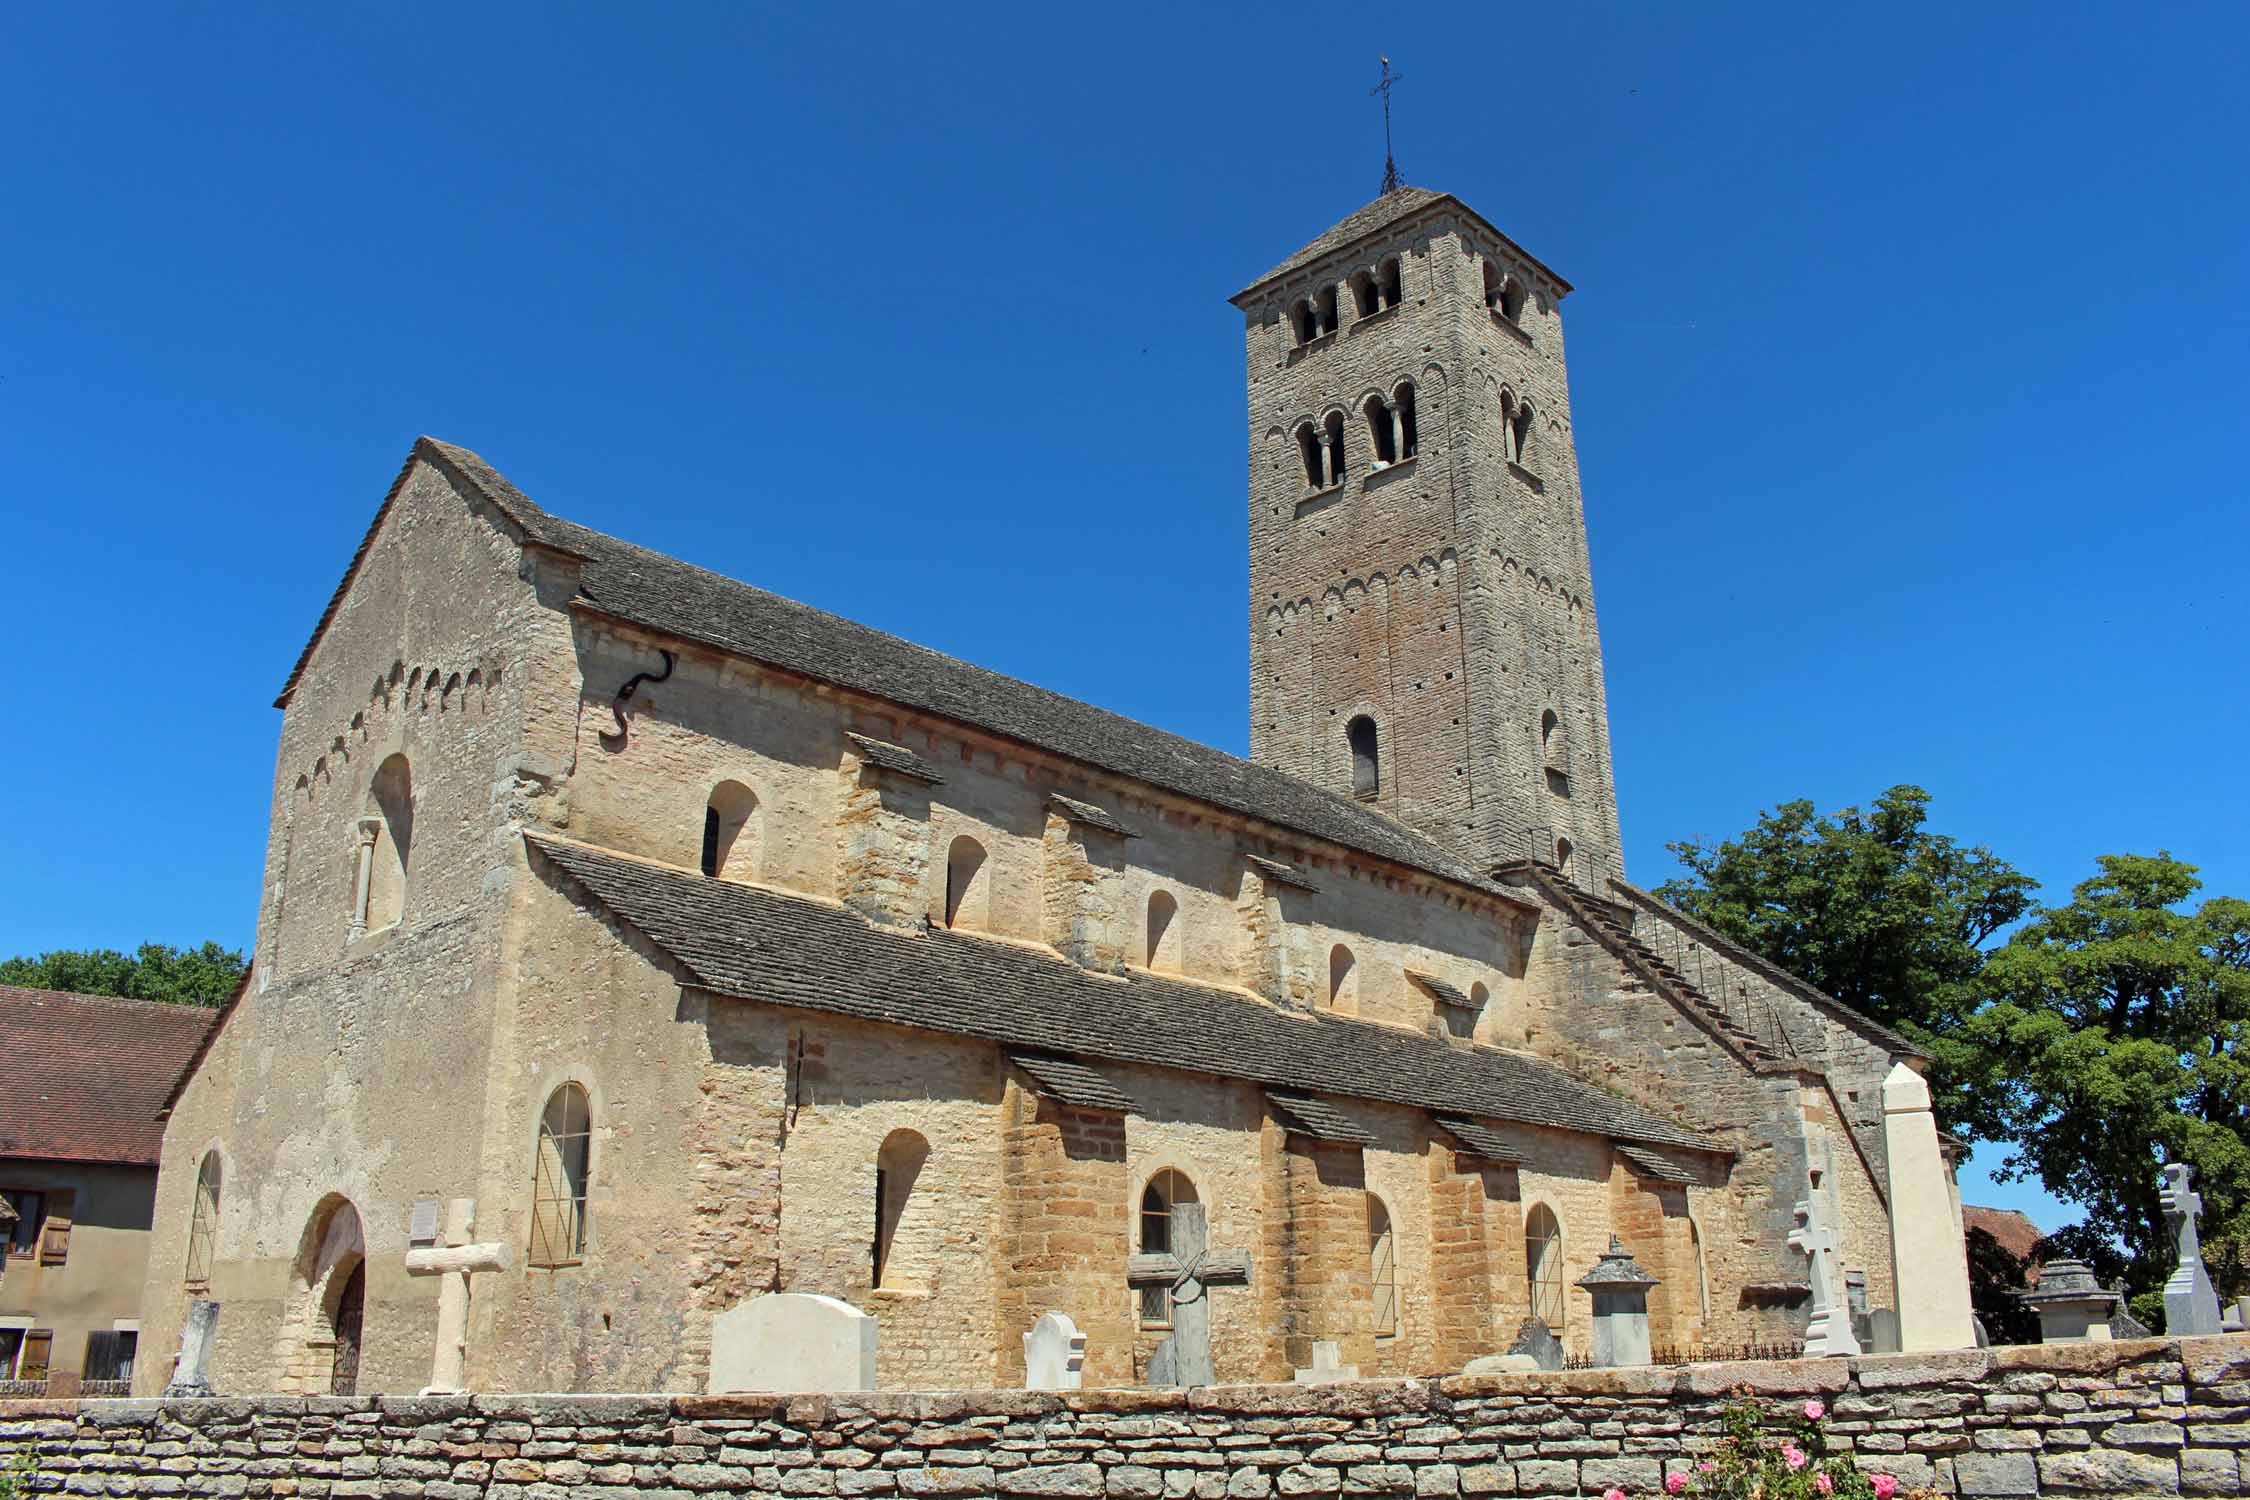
[1371,56,1405,195]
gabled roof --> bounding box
[0,987,217,1165]
[285,440,1529,908]
[1232,186,1573,304]
[526,832,1717,1155]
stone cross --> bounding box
[1022,1311,1087,1391]
[2162,1163,2223,1336]
[162,1299,221,1397]
[403,1198,513,1395]
[1126,1201,1251,1388]
[1788,1197,1861,1357]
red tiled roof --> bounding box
[1964,1204,2047,1283]
[0,986,217,1165]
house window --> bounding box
[874,1129,930,1289]
[185,1152,221,1289]
[1525,1204,1565,1332]
[1347,715,1380,797]
[0,1329,25,1380]
[702,780,760,881]
[1146,890,1182,971]
[1363,395,1398,465]
[1328,944,1357,1012]
[2,1190,45,1258]
[1137,1170,1198,1326]
[4,1329,51,1384]
[82,1330,138,1385]
[1368,1195,1399,1338]
[529,1083,592,1268]
[944,835,989,930]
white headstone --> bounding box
[708,1293,878,1393]
[1293,1340,1359,1384]
[1881,1062,1976,1351]
[163,1299,221,1397]
[1022,1311,1087,1391]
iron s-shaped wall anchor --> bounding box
[598,648,674,748]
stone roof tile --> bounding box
[1265,1090,1376,1146]
[846,732,945,785]
[1009,1053,1134,1113]
[1232,187,1572,303]
[526,832,1714,1154]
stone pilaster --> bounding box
[994,1078,1131,1388]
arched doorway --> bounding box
[329,1262,366,1396]
[280,1195,366,1395]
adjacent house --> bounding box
[0,986,214,1395]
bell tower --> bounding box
[1233,187,1624,883]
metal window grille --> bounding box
[1369,1198,1399,1337]
[1526,1206,1566,1333]
[529,1086,591,1268]
[185,1159,219,1289]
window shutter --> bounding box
[19,1330,52,1382]
[39,1189,74,1265]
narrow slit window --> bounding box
[1369,1195,1399,1337]
[1347,715,1380,797]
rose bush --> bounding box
[1658,1399,1926,1500]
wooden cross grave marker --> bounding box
[1125,1201,1251,1388]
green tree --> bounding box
[1965,853,2250,1307]
[0,941,247,1008]
[1656,785,2038,1131]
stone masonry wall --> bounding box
[12,1337,2250,1500]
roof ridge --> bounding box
[0,983,223,1018]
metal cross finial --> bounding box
[1371,56,1405,196]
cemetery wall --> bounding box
[17,1336,2250,1500]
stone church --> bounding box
[137,186,1972,1397]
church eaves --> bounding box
[1231,187,1573,305]
[526,831,1720,1157]
[282,439,1529,907]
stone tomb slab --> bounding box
[708,1292,878,1393]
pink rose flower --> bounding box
[1603,1489,1627,1500]
[1815,1475,1833,1495]
[1871,1476,1898,1500]
[1803,1400,1825,1421]
[1782,1444,1807,1472]
[1698,1461,1717,1473]
[1665,1475,1687,1496]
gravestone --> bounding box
[1022,1311,1086,1391]
[708,1293,878,1393]
[1788,1197,1861,1357]
[403,1198,513,1394]
[1865,1308,1902,1354]
[1576,1236,1660,1367]
[2227,1300,2247,1335]
[1293,1340,1358,1384]
[2018,1258,2121,1343]
[2109,1286,2152,1340]
[1881,1062,1977,1350]
[2162,1163,2223,1336]
[1846,1270,1873,1351]
[163,1299,221,1397]
[1126,1202,1250,1388]
[1505,1317,1564,1372]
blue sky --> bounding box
[3,3,2244,1237]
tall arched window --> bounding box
[1540,710,1560,763]
[1363,396,1398,465]
[184,1151,221,1290]
[1689,1217,1711,1329]
[1525,1204,1565,1332]
[1290,299,1317,345]
[1347,715,1380,798]
[944,835,989,930]
[874,1128,930,1289]
[1296,422,1325,487]
[1315,285,1340,337]
[1368,1195,1399,1338]
[1556,837,1575,879]
[1146,890,1182,972]
[529,1084,591,1268]
[1349,269,1379,319]
[1322,411,1348,485]
[702,780,760,881]
[1328,943,1357,1012]
[1510,396,1536,468]
[355,753,413,938]
[1393,381,1419,459]
[1486,264,1526,324]
[1377,256,1403,310]
[1138,1170,1198,1326]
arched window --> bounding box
[1500,276,1527,324]
[1363,396,1398,466]
[1316,285,1340,337]
[1146,890,1182,972]
[1296,422,1325,487]
[1349,268,1379,319]
[1508,395,1536,468]
[1525,1204,1565,1332]
[1138,1169,1198,1326]
[1556,837,1575,879]
[1368,1195,1399,1338]
[529,1084,591,1268]
[354,753,413,938]
[1541,711,1561,764]
[1347,715,1380,798]
[1328,943,1357,1012]
[702,780,760,881]
[1689,1217,1711,1328]
[1482,259,1502,310]
[944,835,989,930]
[1393,381,1419,459]
[184,1151,221,1290]
[1322,411,1348,485]
[1290,299,1317,345]
[1377,256,1403,311]
[874,1128,930,1289]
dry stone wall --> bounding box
[14,1337,2250,1500]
